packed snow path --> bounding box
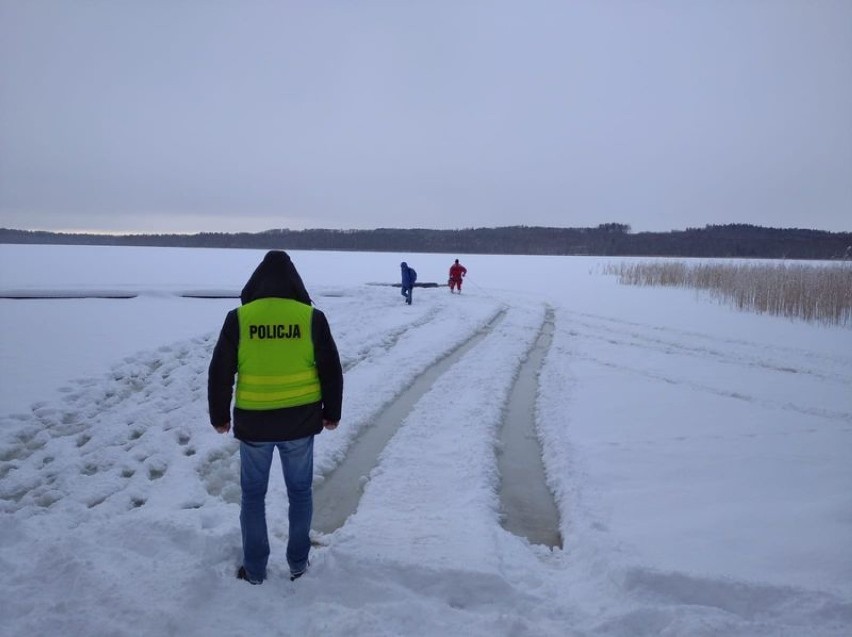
[1,281,850,636]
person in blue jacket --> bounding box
[400,262,416,305]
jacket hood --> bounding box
[240,250,312,305]
[400,262,407,269]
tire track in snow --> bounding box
[569,349,852,426]
[326,303,556,572]
[568,311,851,385]
[564,313,852,426]
[312,309,507,534]
[497,308,562,548]
[315,301,564,549]
[311,297,505,478]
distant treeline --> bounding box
[2,224,851,260]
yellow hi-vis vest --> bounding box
[235,298,321,410]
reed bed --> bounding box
[606,260,852,327]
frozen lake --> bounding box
[1,244,850,636]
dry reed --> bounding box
[605,260,852,327]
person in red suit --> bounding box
[448,259,467,294]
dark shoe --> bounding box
[237,565,262,585]
[290,561,310,582]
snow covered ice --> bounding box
[0,244,850,636]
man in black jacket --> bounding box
[208,251,343,584]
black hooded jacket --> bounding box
[207,251,343,442]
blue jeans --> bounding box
[402,286,413,304]
[239,437,314,581]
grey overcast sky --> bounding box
[1,1,850,234]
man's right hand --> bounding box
[323,420,339,431]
